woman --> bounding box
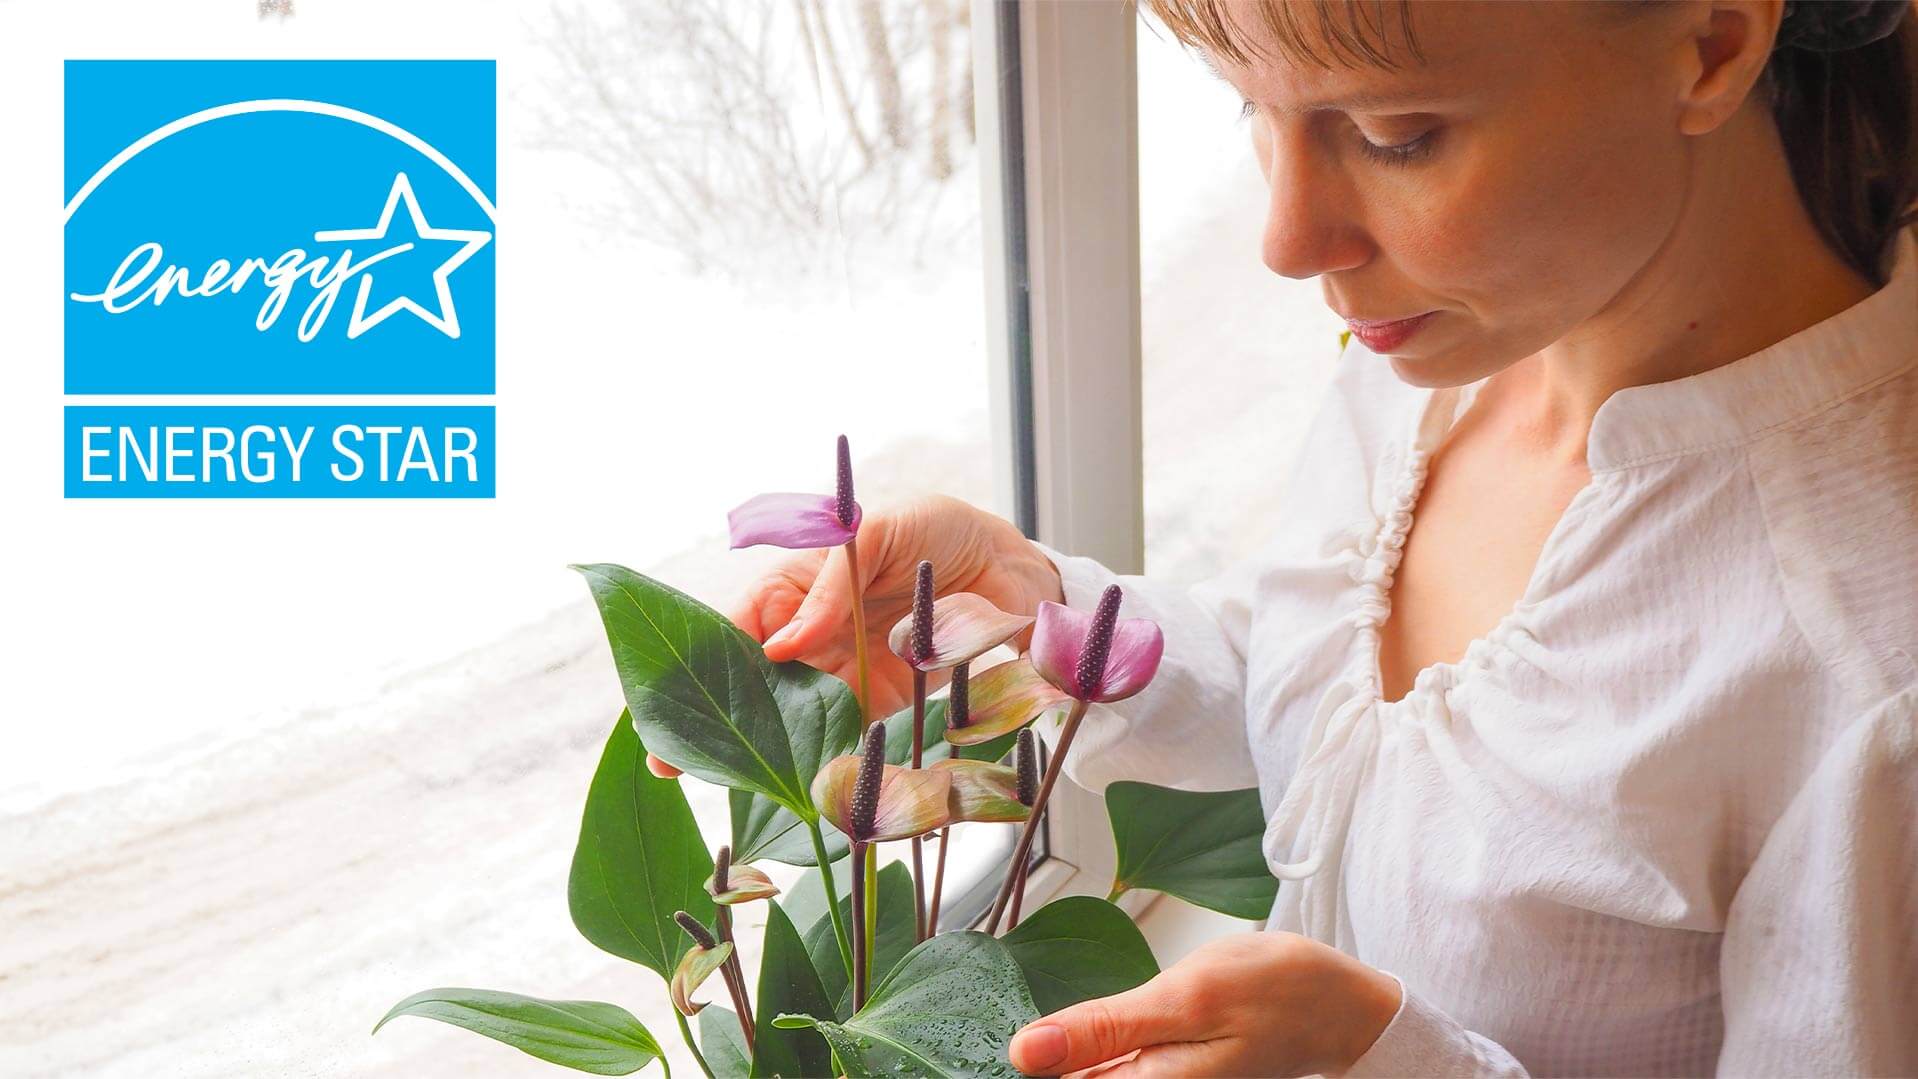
[673,1,1918,1073]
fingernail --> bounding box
[1012,1024,1066,1072]
[765,617,803,648]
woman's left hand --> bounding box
[1008,931,1402,1077]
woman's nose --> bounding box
[1258,133,1370,281]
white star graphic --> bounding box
[312,172,491,340]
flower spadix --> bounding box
[886,561,1033,672]
[704,844,779,906]
[1030,584,1163,702]
[929,758,1028,823]
[812,722,952,843]
[1014,728,1039,807]
[726,434,863,549]
[944,656,1070,746]
[670,912,734,1016]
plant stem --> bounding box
[863,844,878,976]
[850,840,870,1010]
[673,1009,715,1079]
[910,667,927,941]
[926,825,950,934]
[805,819,855,983]
[984,699,1090,934]
[843,539,872,727]
[713,907,755,1053]
[1006,848,1030,929]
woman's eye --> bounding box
[1237,98,1255,122]
[1356,129,1437,166]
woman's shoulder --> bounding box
[1745,350,1918,709]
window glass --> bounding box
[2,2,991,1075]
[1136,17,1343,583]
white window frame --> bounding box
[974,0,1162,922]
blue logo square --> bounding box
[64,60,497,395]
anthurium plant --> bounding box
[377,437,1279,1077]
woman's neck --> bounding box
[1496,100,1880,465]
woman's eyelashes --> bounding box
[1356,128,1438,166]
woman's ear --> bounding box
[1675,0,1785,136]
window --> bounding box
[8,1,1001,1076]
[1137,10,1342,583]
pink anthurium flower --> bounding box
[726,434,861,550]
[930,759,1029,823]
[945,656,1071,746]
[1028,585,1164,703]
[887,575,1034,672]
[812,738,953,844]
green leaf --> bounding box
[802,861,916,1019]
[751,902,838,1078]
[699,1008,752,1078]
[1001,896,1159,1015]
[573,563,808,811]
[776,932,1039,1079]
[1106,782,1278,919]
[569,712,717,976]
[374,988,664,1076]
[728,663,865,863]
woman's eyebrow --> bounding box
[1197,52,1445,115]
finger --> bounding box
[1009,982,1192,1076]
[726,554,820,645]
[763,528,884,664]
[645,753,683,779]
[1090,1040,1223,1079]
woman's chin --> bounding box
[1382,350,1499,390]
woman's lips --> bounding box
[1344,311,1436,353]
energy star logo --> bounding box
[63,60,497,497]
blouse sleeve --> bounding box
[1340,693,1918,1078]
[1342,974,1529,1078]
[1026,539,1259,793]
[1716,689,1918,1075]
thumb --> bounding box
[763,529,881,663]
[1009,981,1191,1076]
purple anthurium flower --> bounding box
[944,656,1072,746]
[886,589,1034,672]
[1028,585,1163,702]
[726,434,862,549]
[929,759,1029,823]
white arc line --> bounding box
[63,98,497,225]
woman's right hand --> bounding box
[646,494,1066,778]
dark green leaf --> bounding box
[728,663,863,864]
[699,1008,752,1078]
[775,932,1039,1079]
[568,712,716,976]
[802,861,915,1019]
[1001,896,1159,1015]
[1106,782,1277,919]
[573,563,807,810]
[751,902,838,1078]
[374,988,663,1076]
[779,855,855,935]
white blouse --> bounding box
[1033,227,1918,1076]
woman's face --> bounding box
[1215,0,1728,387]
